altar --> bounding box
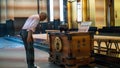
[48,32,94,68]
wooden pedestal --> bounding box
[49,32,94,68]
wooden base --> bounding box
[49,32,94,68]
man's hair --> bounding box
[39,12,47,21]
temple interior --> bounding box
[0,0,120,68]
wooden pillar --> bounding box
[89,0,95,26]
[0,0,1,23]
[67,0,77,29]
[67,1,72,29]
[82,0,87,21]
[37,0,40,14]
[47,0,50,22]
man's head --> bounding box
[39,12,47,21]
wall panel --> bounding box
[1,0,6,23]
[14,0,38,17]
[95,0,106,28]
[114,0,120,26]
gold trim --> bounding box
[54,37,62,52]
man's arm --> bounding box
[27,30,33,43]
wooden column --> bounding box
[82,0,87,21]
[67,1,72,29]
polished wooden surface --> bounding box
[94,35,120,40]
[49,32,94,68]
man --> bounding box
[20,12,47,68]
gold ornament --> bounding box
[54,37,62,52]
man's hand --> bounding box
[27,30,33,43]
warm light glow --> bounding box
[50,0,54,21]
[59,0,64,22]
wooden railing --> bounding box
[94,35,120,58]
